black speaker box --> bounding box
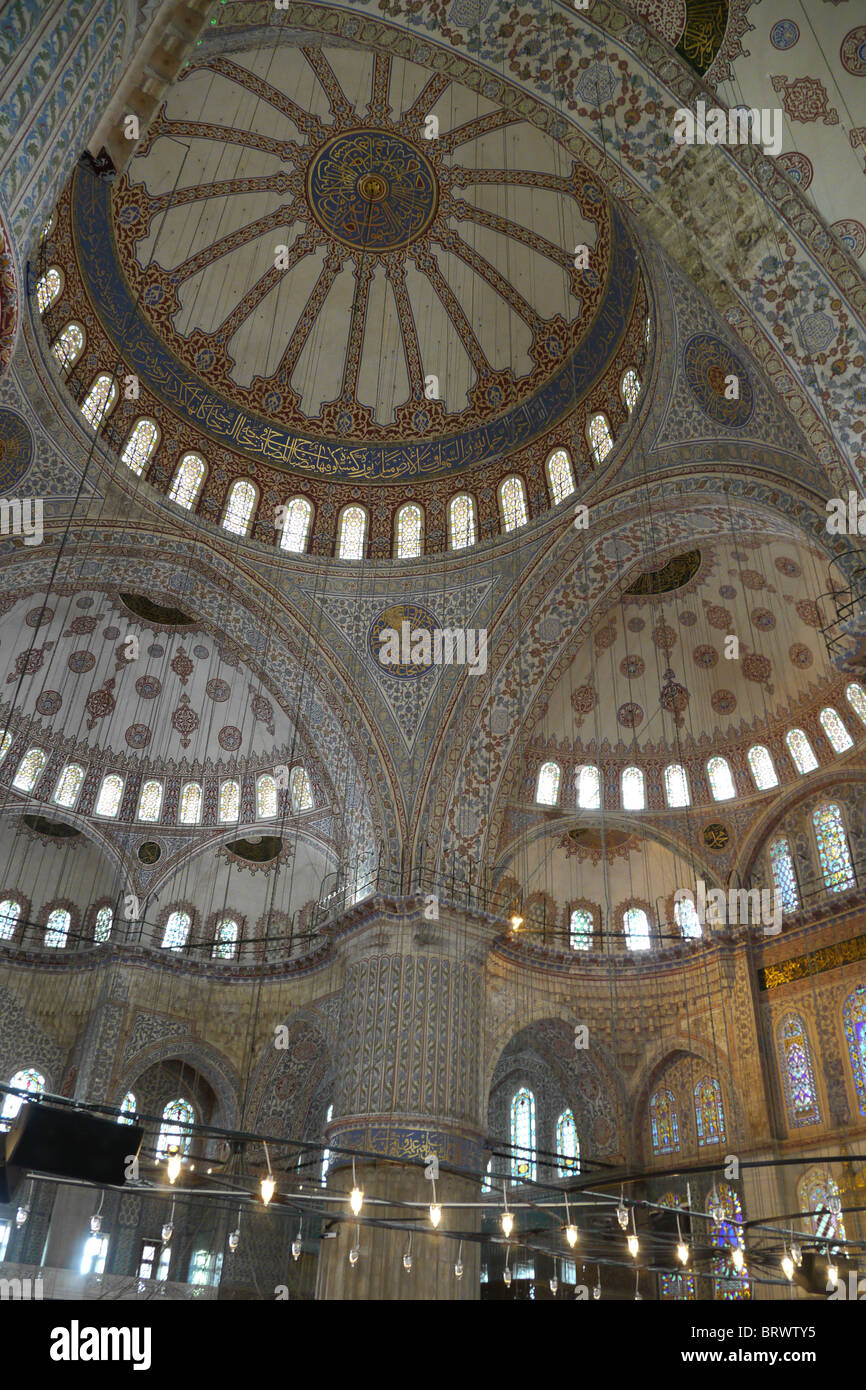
[4,1102,143,1189]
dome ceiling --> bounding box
[71,43,641,481]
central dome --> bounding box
[306,129,439,252]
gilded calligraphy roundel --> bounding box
[683,333,754,427]
[368,603,440,678]
[307,130,439,253]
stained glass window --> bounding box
[179,782,202,825]
[1,1069,45,1129]
[622,765,645,810]
[222,479,257,536]
[664,764,690,807]
[51,322,84,371]
[786,728,818,774]
[121,418,159,476]
[395,503,422,559]
[510,1087,536,1181]
[747,745,778,791]
[555,1109,579,1175]
[675,897,702,939]
[280,496,313,553]
[778,1015,820,1126]
[212,917,239,960]
[13,747,46,792]
[44,907,71,948]
[94,905,113,943]
[337,505,367,560]
[161,910,191,951]
[290,766,313,813]
[708,1184,749,1300]
[798,1170,846,1245]
[695,1078,726,1146]
[137,780,163,822]
[535,760,561,805]
[0,732,11,765]
[546,448,575,504]
[624,906,651,951]
[707,755,736,801]
[36,267,62,313]
[80,373,117,428]
[846,682,866,726]
[499,475,528,532]
[168,453,205,509]
[843,985,866,1115]
[813,803,855,892]
[570,907,593,950]
[95,773,123,817]
[819,707,853,754]
[0,899,21,941]
[587,412,614,464]
[769,837,799,914]
[621,368,641,414]
[576,764,601,809]
[118,1092,136,1125]
[257,773,277,819]
[650,1089,680,1154]
[219,780,240,823]
[53,763,84,808]
[448,493,476,550]
[156,1098,194,1158]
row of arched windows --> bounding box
[160,909,241,959]
[0,894,249,960]
[535,689,866,812]
[768,804,856,912]
[508,1088,579,1183]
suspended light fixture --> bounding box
[592,1268,601,1300]
[503,1262,512,1288]
[403,1233,413,1273]
[550,1261,559,1296]
[349,1157,363,1216]
[454,1240,464,1279]
[781,1248,794,1281]
[15,1205,29,1228]
[90,1193,104,1235]
[828,1191,842,1216]
[826,1249,838,1289]
[260,1142,276,1205]
[731,1244,745,1272]
[228,1206,242,1252]
[709,1197,724,1228]
[349,1226,360,1267]
[676,1214,689,1266]
[634,1270,642,1301]
[627,1209,639,1259]
[510,913,524,932]
[616,1189,629,1230]
[161,1198,176,1245]
[429,1176,441,1227]
[791,1242,802,1268]
[564,1195,578,1248]
[292,1227,302,1260]
[501,1180,513,1238]
[166,1146,181,1185]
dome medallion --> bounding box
[307,130,439,253]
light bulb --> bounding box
[350,1186,363,1216]
[260,1174,276,1205]
[565,1224,578,1248]
[677,1240,689,1266]
[291,1233,302,1260]
[550,1276,558,1295]
[501,1209,514,1238]
[167,1152,181,1184]
[90,1214,102,1235]
[828,1193,842,1216]
[15,1205,29,1227]
[616,1202,629,1231]
[781,1253,794,1281]
[827,1260,838,1289]
[791,1242,802,1268]
[228,1229,240,1253]
[161,1221,173,1244]
[503,1266,512,1287]
[349,1244,359,1266]
[710,1200,724,1228]
[510,914,523,931]
[627,1233,639,1258]
[403,1251,413,1273]
[592,1282,601,1300]
[454,1259,464,1279]
[429,1203,442,1228]
[635,1289,642,1301]
[731,1245,745,1271]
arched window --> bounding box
[337,505,367,560]
[95,773,124,817]
[36,267,62,313]
[778,1015,820,1127]
[13,747,46,792]
[448,493,476,550]
[321,1103,334,1183]
[546,448,575,504]
[0,732,11,765]
[289,766,313,813]
[118,1091,137,1125]
[121,418,159,476]
[482,1159,493,1193]
[280,496,313,554]
[623,906,651,951]
[499,475,528,532]
[161,910,191,951]
[621,368,641,414]
[786,728,818,774]
[769,837,799,914]
[137,780,163,822]
[222,479,257,536]
[0,899,22,941]
[650,1090,680,1154]
[621,765,645,810]
[845,682,866,725]
[695,1078,726,1146]
[256,773,277,819]
[156,1098,194,1159]
[53,763,84,808]
[843,985,866,1115]
[819,707,853,754]
[80,373,117,428]
[510,1088,536,1181]
[664,764,690,807]
[569,907,593,950]
[587,411,614,464]
[674,896,702,939]
[708,1184,749,1300]
[535,760,561,806]
[94,905,113,943]
[555,1109,579,1176]
[168,453,205,510]
[707,756,736,801]
[576,764,601,809]
[798,1169,846,1245]
[813,803,855,892]
[219,780,240,823]
[179,782,202,825]
[395,503,422,559]
[44,907,71,949]
[1,1069,45,1129]
[51,322,84,371]
[747,745,778,790]
[212,917,239,960]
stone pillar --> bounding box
[316,902,491,1300]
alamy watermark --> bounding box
[0,498,43,546]
[675,880,781,935]
[378,621,487,675]
[673,101,782,157]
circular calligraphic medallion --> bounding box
[307,129,439,252]
[368,603,441,678]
